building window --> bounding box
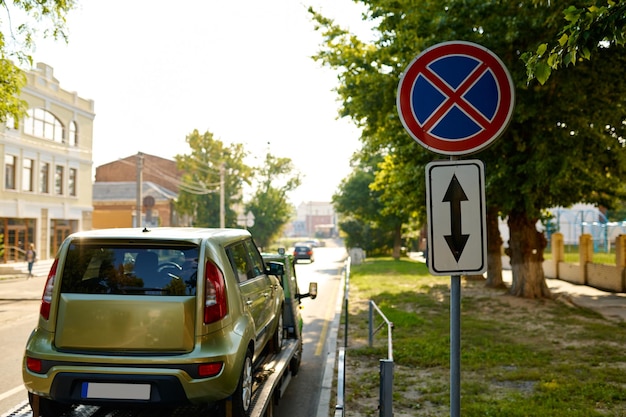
[5,154,16,190]
[24,108,65,143]
[69,121,78,146]
[6,115,17,130]
[55,165,64,195]
[40,162,50,193]
[22,158,34,192]
[69,167,77,196]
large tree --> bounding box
[523,0,626,83]
[175,129,252,227]
[0,0,74,122]
[333,153,406,257]
[246,152,301,249]
[311,0,626,298]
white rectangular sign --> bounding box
[425,160,487,276]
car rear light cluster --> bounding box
[198,362,224,378]
[26,357,43,373]
[204,260,227,324]
[40,258,59,320]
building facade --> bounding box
[0,63,95,262]
[93,153,190,228]
[292,201,337,238]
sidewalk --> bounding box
[412,253,626,323]
[502,269,626,322]
[0,259,54,281]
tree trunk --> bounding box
[485,206,505,289]
[506,211,551,298]
[392,222,402,260]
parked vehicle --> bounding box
[293,244,314,263]
[23,227,284,417]
[263,248,317,375]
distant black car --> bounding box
[293,244,314,263]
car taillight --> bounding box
[40,258,59,320]
[198,362,224,377]
[26,357,43,373]
[204,260,227,324]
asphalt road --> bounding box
[0,275,41,415]
[275,243,347,417]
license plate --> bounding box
[81,382,151,400]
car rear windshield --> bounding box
[59,241,200,296]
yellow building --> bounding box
[0,63,95,262]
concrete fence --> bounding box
[547,232,626,292]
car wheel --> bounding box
[28,392,73,417]
[231,348,253,417]
[270,309,283,353]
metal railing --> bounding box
[344,257,350,348]
[369,300,394,359]
[3,245,26,262]
[334,347,346,417]
[369,300,394,417]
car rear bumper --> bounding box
[50,372,190,406]
[24,362,238,406]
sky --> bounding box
[28,0,373,206]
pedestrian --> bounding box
[26,243,37,278]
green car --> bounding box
[23,228,285,417]
[262,248,317,375]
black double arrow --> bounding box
[442,174,469,261]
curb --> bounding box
[315,262,346,417]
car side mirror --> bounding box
[297,282,318,300]
[266,261,284,277]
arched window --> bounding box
[69,121,78,146]
[24,108,65,143]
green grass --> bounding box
[338,258,626,416]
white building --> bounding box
[0,63,95,262]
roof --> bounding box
[67,227,251,242]
[93,181,177,202]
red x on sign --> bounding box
[397,41,515,155]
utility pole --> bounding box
[136,152,144,228]
[219,162,225,228]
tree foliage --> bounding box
[246,153,301,249]
[332,154,405,257]
[311,0,626,297]
[0,0,74,122]
[174,129,252,227]
[523,0,626,84]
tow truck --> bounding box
[4,248,317,417]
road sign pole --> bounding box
[449,155,461,417]
[451,274,461,417]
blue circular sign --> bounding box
[397,41,515,155]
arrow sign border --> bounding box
[425,159,487,275]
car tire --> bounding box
[231,348,253,417]
[28,392,73,417]
[270,308,283,353]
